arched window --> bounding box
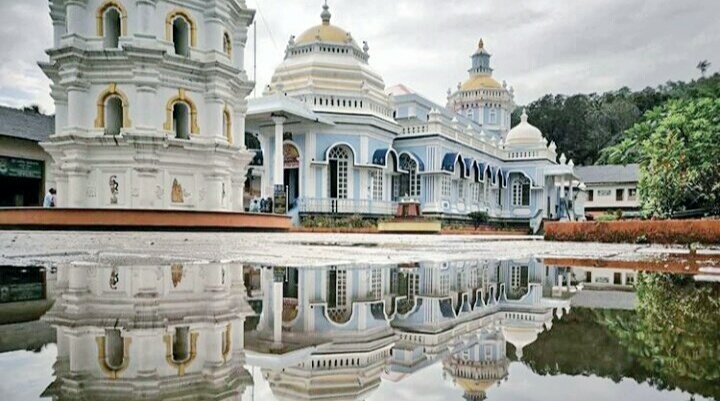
[223,107,232,143]
[166,10,197,57]
[172,327,190,362]
[95,83,130,135]
[173,17,190,56]
[105,329,125,369]
[95,329,131,379]
[511,175,531,206]
[399,154,420,198]
[97,1,127,49]
[164,327,198,376]
[105,96,124,135]
[164,89,199,139]
[173,102,190,139]
[328,145,352,199]
[223,32,232,57]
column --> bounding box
[66,86,86,130]
[65,0,87,38]
[271,267,284,349]
[271,116,286,188]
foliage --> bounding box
[300,214,376,229]
[513,73,720,166]
[595,213,618,222]
[599,273,720,399]
[601,97,720,217]
[468,211,489,230]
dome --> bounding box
[461,75,503,91]
[505,110,544,146]
[456,378,496,393]
[501,325,541,359]
[295,3,351,45]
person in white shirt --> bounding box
[43,188,56,208]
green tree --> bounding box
[600,98,720,217]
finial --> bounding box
[363,41,369,53]
[321,1,331,25]
[521,108,528,123]
[478,38,484,49]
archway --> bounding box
[283,143,300,208]
[327,145,352,199]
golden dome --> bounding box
[296,23,350,44]
[461,75,503,91]
[455,378,496,393]
[295,3,351,45]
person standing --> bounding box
[43,188,56,208]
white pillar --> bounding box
[272,281,283,346]
[271,116,286,188]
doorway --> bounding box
[283,143,300,208]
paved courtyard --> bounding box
[0,231,704,267]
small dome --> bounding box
[461,75,503,91]
[295,3,351,45]
[505,109,544,146]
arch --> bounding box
[96,330,131,380]
[327,144,353,199]
[165,9,198,55]
[164,327,199,376]
[398,151,426,172]
[164,89,200,137]
[95,83,131,133]
[223,106,232,144]
[510,173,531,207]
[223,31,233,57]
[324,142,357,164]
[399,153,421,198]
[96,1,128,40]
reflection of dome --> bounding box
[505,110,545,146]
[461,75,503,91]
[456,377,494,396]
[501,325,541,359]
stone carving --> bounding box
[171,264,183,288]
[87,187,97,198]
[155,185,163,200]
[171,179,184,203]
[109,268,119,290]
[109,175,119,204]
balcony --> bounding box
[299,197,397,216]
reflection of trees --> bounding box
[522,274,720,400]
[600,274,720,399]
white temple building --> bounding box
[245,4,584,228]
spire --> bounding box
[321,1,331,25]
[478,38,484,49]
[520,108,528,123]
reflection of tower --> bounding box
[443,329,509,401]
[42,263,252,400]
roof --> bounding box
[246,94,335,126]
[0,106,54,142]
[461,75,503,91]
[575,164,640,184]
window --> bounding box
[103,7,121,48]
[223,32,232,56]
[399,154,421,198]
[172,16,191,56]
[173,102,190,139]
[472,183,481,203]
[511,176,531,206]
[370,170,384,201]
[104,96,124,135]
[489,108,497,124]
[441,176,452,198]
[223,108,232,143]
[329,146,351,199]
[616,188,624,201]
[587,189,594,202]
[628,188,637,200]
[105,329,125,368]
[172,327,191,362]
[598,189,612,197]
[458,180,465,200]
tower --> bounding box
[447,39,515,139]
[40,0,255,211]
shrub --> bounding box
[468,211,490,230]
[596,214,618,222]
[545,219,720,245]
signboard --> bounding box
[273,185,287,215]
[0,156,43,179]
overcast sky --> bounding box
[1,0,718,114]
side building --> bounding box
[0,106,54,206]
[245,4,583,228]
[575,164,640,217]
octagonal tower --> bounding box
[40,0,255,211]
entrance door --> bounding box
[284,168,299,207]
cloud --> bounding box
[0,0,718,113]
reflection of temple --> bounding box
[443,329,508,401]
[247,265,395,401]
[41,263,252,400]
[246,259,570,400]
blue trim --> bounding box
[464,158,474,178]
[442,152,465,174]
[372,148,388,166]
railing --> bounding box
[299,197,397,215]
